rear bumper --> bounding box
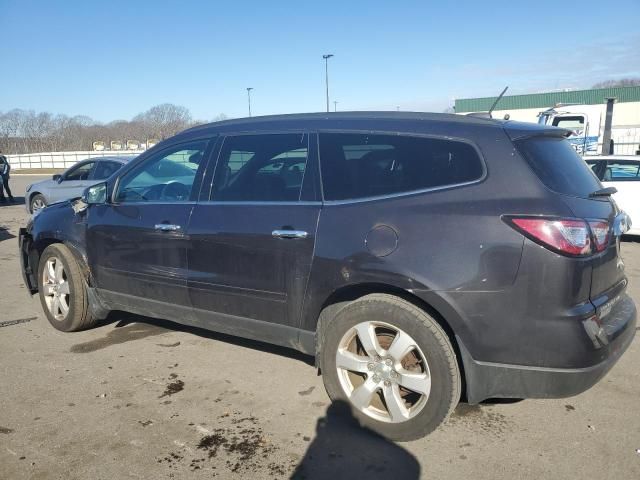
[459,294,636,403]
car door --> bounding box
[601,159,640,226]
[48,160,97,203]
[187,132,321,343]
[86,140,213,319]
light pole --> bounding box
[334,101,338,112]
[246,87,253,117]
[323,54,334,112]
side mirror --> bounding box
[53,174,62,182]
[83,182,108,205]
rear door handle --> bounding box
[272,229,308,239]
[155,224,182,232]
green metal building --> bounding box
[455,86,640,113]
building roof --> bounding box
[455,85,640,113]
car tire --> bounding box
[319,294,461,441]
[30,193,47,213]
[37,243,98,332]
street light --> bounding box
[323,54,334,113]
[334,101,338,112]
[246,87,253,117]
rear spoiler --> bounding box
[503,122,572,141]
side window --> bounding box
[319,133,484,201]
[92,161,122,180]
[212,134,308,202]
[65,162,95,181]
[115,142,207,203]
[606,161,640,181]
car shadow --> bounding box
[0,226,16,242]
[91,310,316,366]
[291,400,420,479]
[0,196,25,207]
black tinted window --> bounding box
[212,134,308,202]
[516,137,601,197]
[319,133,483,201]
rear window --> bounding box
[516,136,601,198]
[319,133,484,201]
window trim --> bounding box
[206,132,312,204]
[315,129,488,205]
[111,139,211,205]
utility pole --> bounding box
[334,101,338,112]
[323,54,334,112]
[246,87,253,117]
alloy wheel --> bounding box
[335,321,431,423]
[42,257,70,321]
[31,197,46,212]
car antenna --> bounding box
[487,86,508,118]
[466,86,509,119]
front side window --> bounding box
[212,134,308,202]
[319,133,484,201]
[65,162,95,181]
[115,142,207,203]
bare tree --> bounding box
[592,78,640,88]
[134,103,192,140]
[0,103,227,154]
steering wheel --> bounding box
[159,181,190,201]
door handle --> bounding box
[272,229,308,239]
[155,224,182,232]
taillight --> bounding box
[588,220,611,252]
[506,217,592,256]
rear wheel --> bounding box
[30,194,47,213]
[38,244,98,332]
[319,294,461,441]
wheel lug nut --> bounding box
[372,375,381,383]
[390,371,398,378]
[384,380,391,387]
[385,359,393,366]
[374,355,381,362]
[367,363,375,371]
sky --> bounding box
[1,0,639,123]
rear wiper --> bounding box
[589,187,617,198]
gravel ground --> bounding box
[1,175,639,480]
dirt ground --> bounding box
[1,175,639,480]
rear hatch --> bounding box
[514,133,627,304]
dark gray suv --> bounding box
[19,112,636,440]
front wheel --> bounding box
[30,193,47,213]
[37,244,98,332]
[319,294,461,441]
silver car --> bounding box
[25,156,134,213]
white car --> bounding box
[585,155,640,235]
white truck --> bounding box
[535,104,639,155]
